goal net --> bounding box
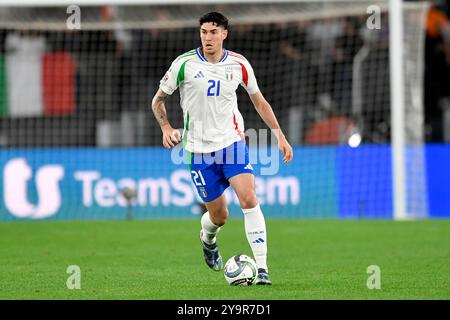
[0,0,429,220]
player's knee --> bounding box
[210,208,228,226]
[239,193,258,209]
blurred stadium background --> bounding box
[0,0,448,221]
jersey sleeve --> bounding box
[240,59,260,95]
[159,60,178,95]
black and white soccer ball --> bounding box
[224,254,258,286]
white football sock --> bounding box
[200,211,221,245]
[243,204,268,272]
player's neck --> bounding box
[202,47,224,64]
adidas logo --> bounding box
[252,238,265,244]
[244,164,253,170]
[194,71,205,78]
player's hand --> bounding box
[162,126,182,149]
[278,135,293,163]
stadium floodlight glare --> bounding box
[348,132,362,148]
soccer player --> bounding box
[151,12,293,285]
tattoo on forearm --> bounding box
[152,94,169,128]
[156,94,167,103]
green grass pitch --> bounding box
[0,219,449,299]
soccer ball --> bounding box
[224,254,258,286]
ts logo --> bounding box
[3,158,64,219]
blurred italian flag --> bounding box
[0,33,75,117]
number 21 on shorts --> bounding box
[191,170,206,186]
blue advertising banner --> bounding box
[337,145,393,219]
[0,147,337,220]
[1,145,448,220]
[426,145,450,218]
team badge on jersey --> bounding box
[162,72,169,82]
[200,187,208,198]
[225,67,233,81]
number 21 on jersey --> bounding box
[207,80,221,97]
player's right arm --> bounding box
[151,88,181,148]
[152,55,190,149]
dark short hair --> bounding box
[199,12,228,30]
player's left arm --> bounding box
[249,91,293,164]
